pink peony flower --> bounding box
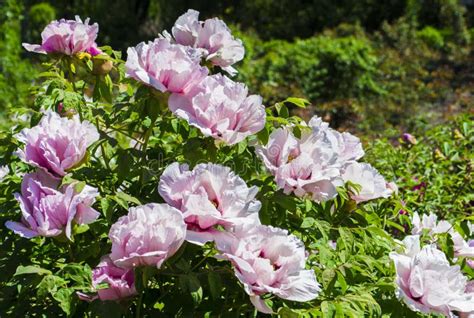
[256,116,371,202]
[274,152,342,202]
[158,162,261,245]
[256,127,340,202]
[411,212,474,259]
[23,16,101,56]
[255,127,299,174]
[172,9,201,47]
[5,171,100,239]
[92,256,137,301]
[16,110,99,177]
[125,38,208,94]
[341,162,393,203]
[172,9,244,75]
[390,235,474,317]
[78,256,137,302]
[109,203,186,268]
[411,212,452,236]
[307,116,365,164]
[169,74,265,145]
[215,224,320,313]
[460,281,474,317]
[386,181,398,195]
[451,233,474,258]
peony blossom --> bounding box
[78,256,137,302]
[16,110,99,177]
[460,281,474,317]
[5,171,100,239]
[158,162,261,245]
[172,9,244,75]
[451,233,474,258]
[341,162,393,203]
[92,256,137,301]
[109,203,186,268]
[411,212,452,236]
[23,16,101,56]
[215,224,320,313]
[411,212,474,258]
[0,165,9,182]
[390,235,474,317]
[307,116,365,165]
[256,116,378,202]
[168,74,265,145]
[255,125,341,202]
[125,38,208,94]
[172,9,201,47]
[274,152,342,202]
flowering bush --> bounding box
[0,9,472,317]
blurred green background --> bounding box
[1,0,473,135]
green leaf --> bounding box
[187,275,203,305]
[322,268,336,290]
[115,191,141,206]
[283,97,310,108]
[14,265,52,276]
[36,275,67,298]
[321,301,336,317]
[59,264,92,288]
[237,138,247,154]
[337,270,348,293]
[52,287,75,315]
[257,126,269,144]
[171,118,179,133]
[207,272,222,301]
[72,224,89,235]
[301,217,315,228]
[278,104,289,118]
[278,307,300,318]
[86,59,94,72]
[100,197,114,223]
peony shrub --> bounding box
[0,10,472,317]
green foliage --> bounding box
[0,0,37,120]
[417,26,445,49]
[366,114,473,220]
[238,34,381,104]
[1,44,470,315]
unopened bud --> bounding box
[92,58,113,75]
[402,133,417,145]
[434,148,445,160]
[453,129,464,140]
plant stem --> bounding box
[190,249,213,272]
[67,242,75,262]
[135,291,143,318]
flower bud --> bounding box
[92,57,113,75]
